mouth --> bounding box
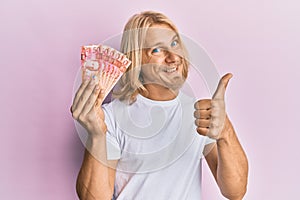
[162,66,178,73]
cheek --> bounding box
[178,64,184,73]
[147,56,165,65]
[141,64,155,77]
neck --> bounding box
[140,84,179,101]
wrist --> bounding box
[88,127,106,140]
[217,116,234,143]
[86,133,105,149]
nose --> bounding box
[165,50,180,64]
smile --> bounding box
[163,66,178,73]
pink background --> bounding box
[1,0,299,199]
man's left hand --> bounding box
[194,73,233,140]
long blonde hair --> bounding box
[113,11,189,103]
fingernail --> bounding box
[96,84,100,90]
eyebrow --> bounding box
[149,34,179,48]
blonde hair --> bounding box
[113,11,189,103]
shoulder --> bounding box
[178,91,196,106]
[101,99,120,125]
[102,98,127,113]
[102,98,133,124]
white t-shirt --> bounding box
[102,92,214,200]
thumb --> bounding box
[93,72,106,107]
[98,89,106,104]
[95,88,106,109]
[212,73,233,100]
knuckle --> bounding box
[79,96,85,103]
[199,111,207,119]
[85,114,94,123]
[212,99,224,107]
[194,110,200,118]
[87,83,94,90]
[197,127,207,136]
[194,101,197,107]
[208,128,219,138]
[83,80,90,85]
[211,101,218,107]
[86,99,92,106]
[204,120,210,128]
[81,80,89,87]
[85,122,92,130]
[210,121,219,129]
[78,114,86,123]
[71,113,77,120]
[71,111,79,120]
[93,87,100,94]
[194,101,200,109]
[210,111,218,118]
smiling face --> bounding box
[141,24,186,92]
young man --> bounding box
[71,11,248,200]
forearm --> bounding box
[77,135,116,200]
[216,117,248,199]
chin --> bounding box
[162,76,185,90]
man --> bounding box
[71,11,248,200]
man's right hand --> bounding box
[72,76,117,200]
[71,76,107,138]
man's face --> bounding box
[141,24,186,90]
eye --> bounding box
[171,40,178,47]
[152,47,162,54]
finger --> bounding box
[212,73,233,100]
[72,77,91,111]
[96,87,106,107]
[194,109,212,119]
[194,99,211,110]
[81,84,102,116]
[93,89,106,120]
[208,127,219,138]
[73,79,97,116]
[195,118,210,128]
[197,127,209,136]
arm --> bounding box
[71,77,118,199]
[205,116,248,200]
[76,136,118,200]
[195,73,248,199]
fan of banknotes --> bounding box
[81,44,131,99]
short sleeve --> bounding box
[205,136,216,145]
[102,103,121,160]
[202,136,216,157]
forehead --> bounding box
[144,24,178,48]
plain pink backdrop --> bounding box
[1,0,299,199]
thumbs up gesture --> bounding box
[194,73,233,140]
